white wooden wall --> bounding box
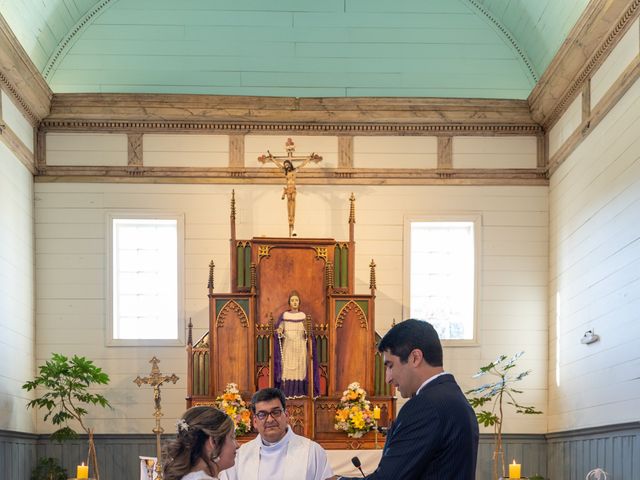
[34,177,548,435]
[0,140,35,433]
[548,75,640,432]
[546,16,640,433]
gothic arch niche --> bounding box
[332,299,373,395]
[214,298,252,394]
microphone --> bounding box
[351,456,365,478]
[375,425,389,435]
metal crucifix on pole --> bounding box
[258,137,323,237]
[134,356,179,480]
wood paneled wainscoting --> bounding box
[2,424,639,479]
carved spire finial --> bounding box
[231,189,236,220]
[369,259,377,292]
[208,260,215,294]
[187,318,193,346]
[250,262,257,294]
[326,262,334,291]
[349,193,356,224]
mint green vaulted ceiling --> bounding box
[0,0,590,99]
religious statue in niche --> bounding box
[258,138,323,237]
[273,291,320,398]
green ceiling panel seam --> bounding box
[43,0,118,80]
[465,0,538,84]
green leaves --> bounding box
[475,410,499,427]
[465,351,541,479]
[30,456,68,480]
[22,353,111,442]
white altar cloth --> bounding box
[326,449,383,477]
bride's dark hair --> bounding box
[163,406,234,480]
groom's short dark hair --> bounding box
[378,319,443,367]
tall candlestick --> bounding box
[508,459,521,479]
[373,406,381,420]
[77,462,89,479]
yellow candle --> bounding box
[373,406,381,420]
[77,462,89,479]
[508,459,521,479]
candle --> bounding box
[77,462,89,479]
[373,406,381,420]
[508,459,521,479]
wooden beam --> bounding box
[548,52,640,174]
[437,136,453,169]
[0,13,52,123]
[33,165,547,186]
[42,94,541,136]
[338,137,353,168]
[0,123,36,174]
[127,133,143,166]
[229,135,245,168]
[529,0,640,129]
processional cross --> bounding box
[134,356,179,480]
[258,138,323,237]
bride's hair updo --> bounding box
[162,406,234,480]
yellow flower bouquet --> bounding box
[334,382,377,438]
[215,383,252,435]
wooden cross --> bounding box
[258,138,323,237]
[134,357,179,480]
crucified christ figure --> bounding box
[258,138,322,237]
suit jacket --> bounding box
[341,374,479,480]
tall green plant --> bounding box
[465,351,542,480]
[22,353,111,442]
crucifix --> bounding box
[134,357,179,480]
[258,138,323,237]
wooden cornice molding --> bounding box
[42,94,541,135]
[548,51,640,175]
[34,165,547,186]
[0,13,52,123]
[529,0,640,129]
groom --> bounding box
[332,319,479,480]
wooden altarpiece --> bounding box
[186,193,395,449]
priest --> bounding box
[220,388,333,480]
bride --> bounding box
[163,406,239,480]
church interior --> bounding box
[1,1,639,479]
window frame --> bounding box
[105,211,185,347]
[403,214,481,346]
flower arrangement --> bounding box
[334,382,377,438]
[214,383,252,435]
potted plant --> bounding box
[30,457,67,480]
[465,351,542,480]
[23,353,111,480]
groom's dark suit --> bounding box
[341,373,479,480]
